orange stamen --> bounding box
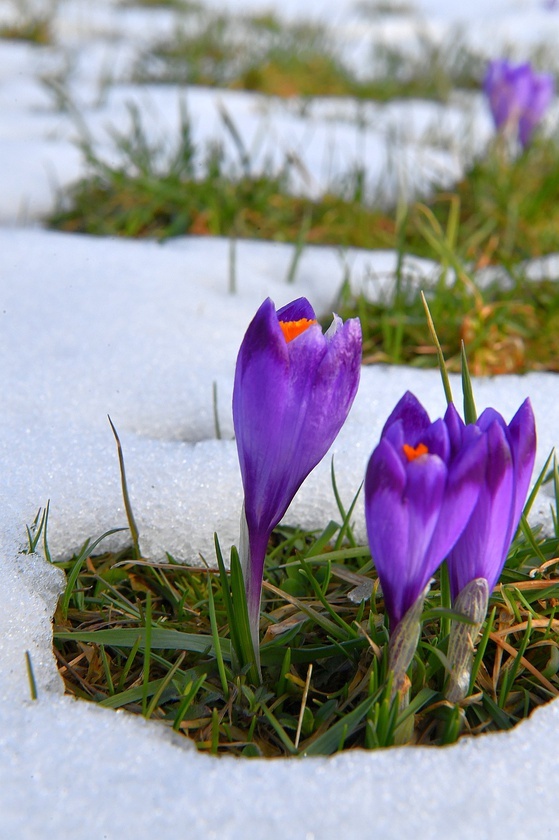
[279,318,317,343]
[403,442,429,462]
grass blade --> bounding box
[214,533,241,667]
[303,693,378,756]
[420,291,453,405]
[258,701,297,755]
[42,499,52,564]
[173,672,207,732]
[54,627,231,659]
[142,592,153,715]
[25,651,38,701]
[298,558,358,640]
[99,645,115,696]
[207,572,229,697]
[498,614,532,709]
[60,528,125,619]
[108,415,141,560]
[146,652,186,718]
[469,606,496,693]
[335,481,363,551]
[229,547,260,683]
[117,634,142,692]
[461,341,477,424]
[285,208,311,285]
[212,381,222,439]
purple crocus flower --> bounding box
[365,392,487,633]
[233,297,361,649]
[364,392,488,700]
[445,399,536,702]
[483,59,554,148]
[446,398,536,600]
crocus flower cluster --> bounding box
[483,59,554,148]
[364,391,536,701]
[233,297,361,652]
[232,297,537,704]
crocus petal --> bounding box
[484,61,532,130]
[383,418,405,453]
[444,402,466,456]
[235,301,355,537]
[251,313,361,517]
[381,391,431,441]
[447,420,515,597]
[507,398,536,529]
[519,74,554,146]
[234,298,294,535]
[419,417,450,463]
[365,433,448,629]
[403,453,447,589]
[425,427,487,570]
[277,297,316,322]
[476,406,505,433]
[365,439,411,628]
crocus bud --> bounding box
[445,399,536,701]
[233,297,361,653]
[365,392,487,695]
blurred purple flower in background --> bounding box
[233,296,361,650]
[364,392,487,695]
[483,59,554,148]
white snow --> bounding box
[1,0,559,838]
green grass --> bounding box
[333,139,559,375]
[336,266,559,375]
[47,125,559,267]
[41,462,559,757]
[46,106,559,373]
[47,104,559,261]
[420,141,559,265]
[132,8,485,101]
[133,13,358,97]
[46,103,390,242]
[40,4,559,376]
[48,150,391,244]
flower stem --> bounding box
[237,506,264,675]
[388,585,428,702]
